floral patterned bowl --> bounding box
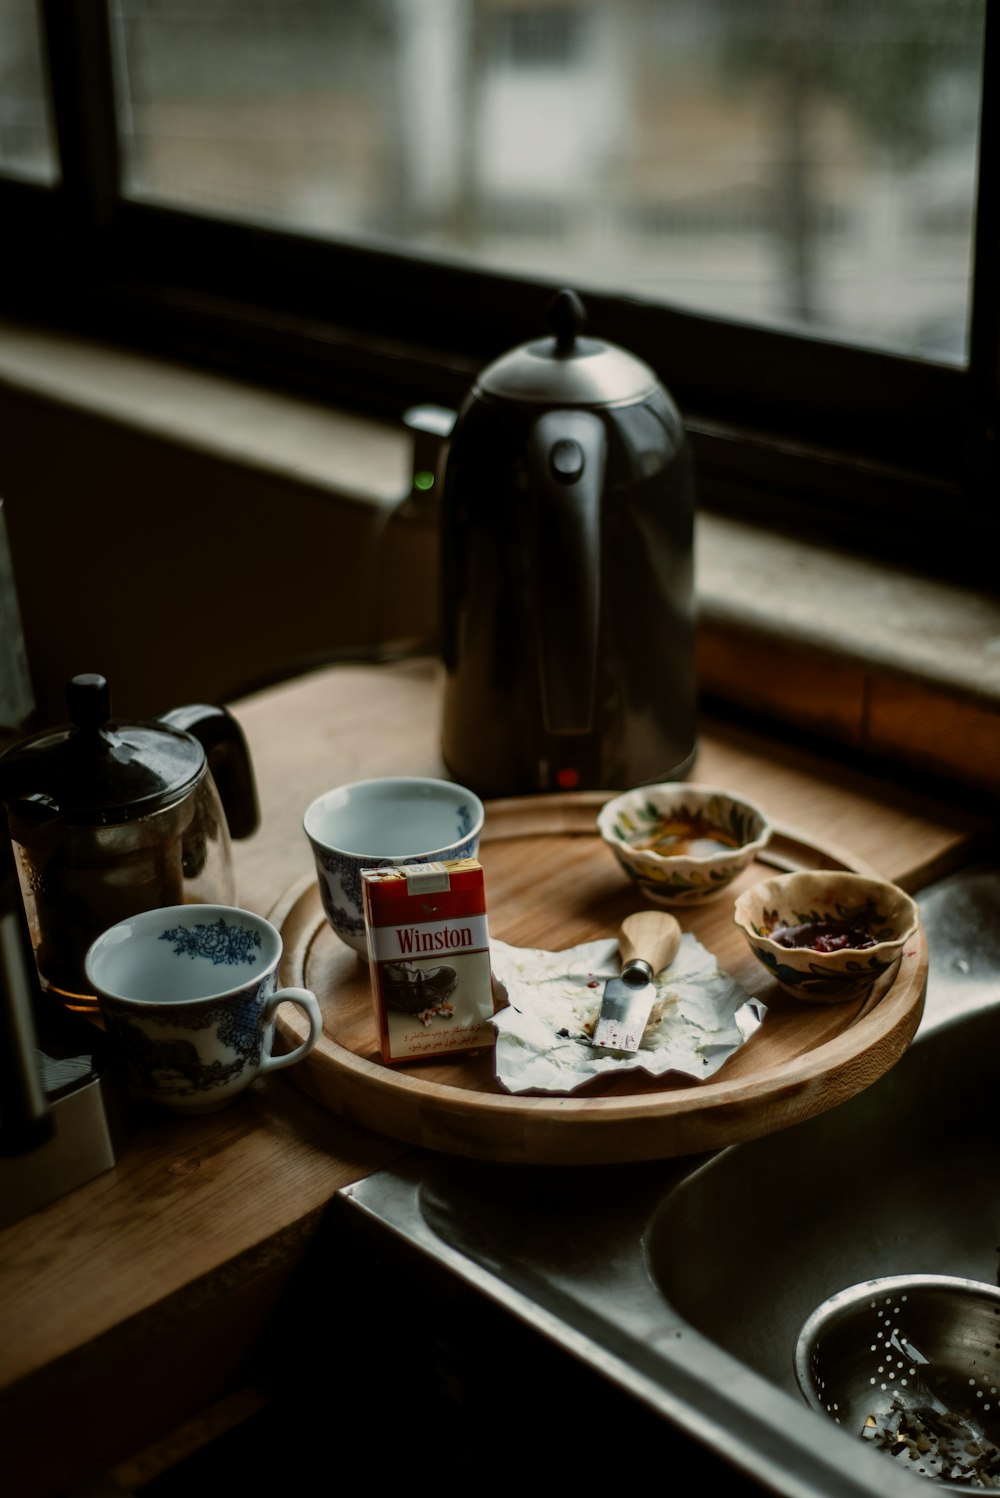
[733,870,920,1004]
[596,782,773,907]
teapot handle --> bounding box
[160,704,259,841]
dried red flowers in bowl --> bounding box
[733,870,920,1003]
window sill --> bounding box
[2,316,998,798]
[696,513,1000,800]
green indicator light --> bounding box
[413,471,435,492]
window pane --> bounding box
[0,0,59,183]
[110,0,986,365]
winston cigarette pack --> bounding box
[362,857,496,1064]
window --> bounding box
[0,0,57,182]
[2,1,996,586]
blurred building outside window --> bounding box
[100,0,985,365]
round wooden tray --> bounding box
[271,792,927,1165]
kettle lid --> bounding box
[476,289,660,407]
[0,674,206,826]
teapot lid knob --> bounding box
[546,288,587,355]
[0,674,206,824]
[67,673,110,732]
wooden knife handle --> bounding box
[619,909,682,976]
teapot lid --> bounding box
[0,674,206,826]
[475,289,660,407]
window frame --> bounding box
[3,0,997,588]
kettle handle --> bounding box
[160,704,260,841]
[526,410,607,736]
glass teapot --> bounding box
[0,673,259,1011]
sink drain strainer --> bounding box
[795,1274,1000,1489]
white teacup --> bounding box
[85,904,322,1114]
[303,776,485,956]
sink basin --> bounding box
[647,994,1000,1399]
[334,864,1000,1496]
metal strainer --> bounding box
[795,1275,1000,1490]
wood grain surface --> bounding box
[272,795,928,1164]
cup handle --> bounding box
[260,987,323,1072]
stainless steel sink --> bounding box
[334,864,1000,1497]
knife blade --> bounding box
[591,909,682,1054]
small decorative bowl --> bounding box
[596,782,773,907]
[733,869,920,1004]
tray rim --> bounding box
[271,793,926,1163]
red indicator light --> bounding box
[555,767,580,790]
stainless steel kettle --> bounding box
[440,289,697,797]
[0,673,259,1011]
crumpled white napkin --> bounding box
[489,931,765,1095]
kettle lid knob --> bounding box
[475,288,662,407]
[547,288,587,356]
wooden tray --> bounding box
[271,792,927,1165]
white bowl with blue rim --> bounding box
[303,776,485,956]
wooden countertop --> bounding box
[0,657,992,1496]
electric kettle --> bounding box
[440,289,698,797]
[0,673,259,1010]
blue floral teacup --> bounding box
[303,776,485,957]
[85,904,322,1113]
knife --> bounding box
[591,909,683,1054]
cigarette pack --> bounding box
[362,858,497,1065]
